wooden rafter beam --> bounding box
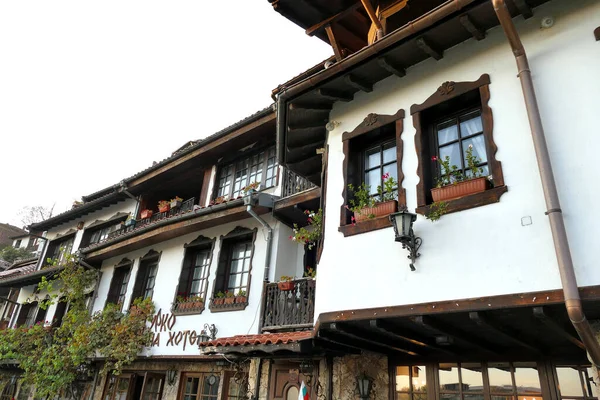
[360,0,383,40]
[469,312,541,354]
[459,14,486,41]
[289,103,332,112]
[328,323,419,356]
[325,25,343,62]
[305,2,362,37]
[512,0,533,19]
[416,37,443,60]
[370,319,456,355]
[315,331,364,354]
[412,315,499,355]
[533,307,585,349]
[377,57,406,77]
[316,88,353,102]
[343,74,373,93]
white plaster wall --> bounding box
[12,237,29,249]
[271,222,304,281]
[316,0,600,317]
[92,214,304,356]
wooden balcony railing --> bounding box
[282,169,317,198]
[261,278,315,332]
[103,197,196,243]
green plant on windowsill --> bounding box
[304,267,316,279]
[346,182,375,219]
[215,291,225,299]
[377,173,398,202]
[290,209,323,250]
[426,201,449,222]
[242,181,260,194]
[433,145,485,188]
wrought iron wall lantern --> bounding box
[166,366,178,386]
[389,208,422,271]
[199,323,218,343]
[357,372,374,400]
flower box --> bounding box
[213,298,224,305]
[235,296,247,304]
[431,177,490,202]
[124,219,135,227]
[277,281,295,291]
[355,200,398,222]
[170,199,182,209]
[158,204,170,213]
[224,297,235,305]
[140,210,153,219]
[191,301,204,309]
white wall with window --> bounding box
[315,0,600,316]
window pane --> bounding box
[413,366,427,392]
[460,113,483,136]
[396,366,410,392]
[383,143,397,164]
[366,147,381,169]
[489,364,513,394]
[439,363,460,391]
[514,364,541,397]
[414,393,428,400]
[437,120,458,145]
[383,163,398,186]
[396,393,410,400]
[586,368,598,398]
[439,143,461,172]
[462,363,484,393]
[462,135,487,164]
[440,394,460,400]
[556,367,585,397]
[491,396,514,400]
[365,169,380,196]
[465,395,486,400]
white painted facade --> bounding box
[12,236,29,249]
[316,0,600,317]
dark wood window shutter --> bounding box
[15,304,32,327]
[214,242,230,294]
[106,269,125,306]
[178,254,194,297]
[131,266,147,304]
[53,298,68,327]
[34,306,47,325]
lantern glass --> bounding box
[357,375,372,399]
[390,211,416,241]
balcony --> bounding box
[261,278,315,332]
[274,169,320,227]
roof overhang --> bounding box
[275,0,550,184]
[200,331,315,356]
[0,266,64,288]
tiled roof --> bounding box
[199,331,314,348]
[0,262,37,282]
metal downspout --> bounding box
[246,206,274,282]
[492,0,600,366]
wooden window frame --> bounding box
[339,109,406,237]
[209,227,257,313]
[213,145,278,201]
[222,371,249,400]
[105,258,133,310]
[172,235,216,316]
[130,250,161,307]
[46,234,75,265]
[410,74,507,217]
[177,372,221,400]
[83,220,125,247]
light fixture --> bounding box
[357,372,373,400]
[389,208,422,271]
[199,323,218,343]
[166,366,178,386]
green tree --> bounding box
[0,246,33,263]
[0,255,155,399]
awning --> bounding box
[200,331,314,356]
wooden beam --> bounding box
[377,57,406,77]
[469,311,541,354]
[360,0,383,40]
[328,323,419,356]
[370,319,456,355]
[343,74,373,93]
[289,103,332,112]
[533,307,585,349]
[287,126,326,148]
[305,2,362,36]
[512,0,533,19]
[315,331,364,354]
[459,14,486,41]
[412,315,499,355]
[325,25,343,62]
[288,120,328,131]
[315,88,353,102]
[416,37,443,60]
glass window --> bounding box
[557,366,599,400]
[434,109,488,183]
[224,371,248,400]
[106,264,132,308]
[179,374,219,400]
[227,241,252,294]
[364,140,397,198]
[50,236,74,264]
[439,363,485,400]
[396,365,427,400]
[214,146,278,200]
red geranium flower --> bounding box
[431,155,438,161]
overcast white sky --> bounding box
[0,1,332,228]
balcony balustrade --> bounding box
[261,278,315,332]
[282,169,317,198]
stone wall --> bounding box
[332,352,388,400]
[591,321,600,389]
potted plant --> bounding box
[242,181,260,194]
[289,209,322,250]
[430,145,490,202]
[190,295,204,309]
[304,267,316,288]
[235,290,247,304]
[170,196,183,209]
[277,276,295,291]
[347,173,399,223]
[213,291,225,305]
[124,213,135,227]
[210,196,228,206]
[140,209,153,219]
[175,294,188,311]
[158,200,170,213]
[224,291,235,304]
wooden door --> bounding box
[269,362,316,400]
[103,374,135,400]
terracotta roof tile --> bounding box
[199,330,314,348]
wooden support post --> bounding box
[325,25,343,62]
[459,14,486,41]
[416,37,443,60]
[305,3,362,36]
[360,0,384,40]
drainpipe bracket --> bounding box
[545,208,562,215]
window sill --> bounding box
[415,185,508,216]
[171,304,205,316]
[208,300,248,313]
[338,214,393,237]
